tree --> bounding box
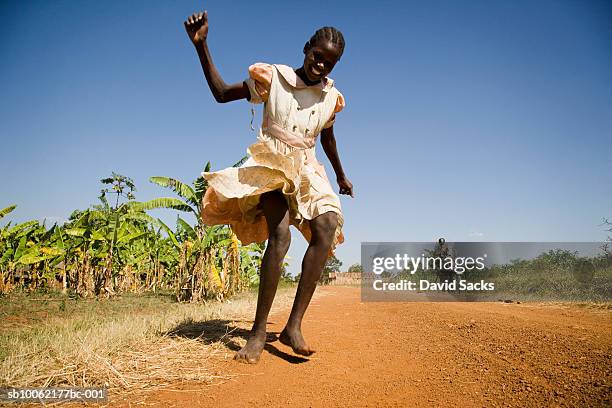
[601,218,612,266]
[347,263,363,273]
[319,254,342,284]
[279,255,293,282]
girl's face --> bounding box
[302,40,342,83]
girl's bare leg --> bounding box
[280,211,338,356]
[234,190,291,364]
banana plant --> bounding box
[0,205,17,221]
[132,163,212,230]
[138,157,246,229]
[0,165,264,299]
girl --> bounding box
[184,9,353,364]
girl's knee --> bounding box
[324,212,339,230]
[268,224,291,253]
[311,212,338,245]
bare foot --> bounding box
[279,327,315,356]
[234,331,266,364]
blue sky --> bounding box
[1,0,611,275]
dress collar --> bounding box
[273,64,334,92]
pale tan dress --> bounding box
[200,63,346,256]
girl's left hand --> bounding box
[337,176,354,198]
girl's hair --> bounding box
[308,26,345,58]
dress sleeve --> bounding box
[322,90,345,129]
[244,63,273,104]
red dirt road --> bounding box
[133,286,610,407]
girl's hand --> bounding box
[184,11,208,45]
[337,176,354,198]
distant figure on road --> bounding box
[433,238,455,290]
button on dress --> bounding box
[200,63,346,256]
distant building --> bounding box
[327,271,376,285]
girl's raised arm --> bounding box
[184,11,250,103]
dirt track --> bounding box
[131,286,610,407]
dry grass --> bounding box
[0,285,299,403]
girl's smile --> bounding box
[301,40,342,83]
